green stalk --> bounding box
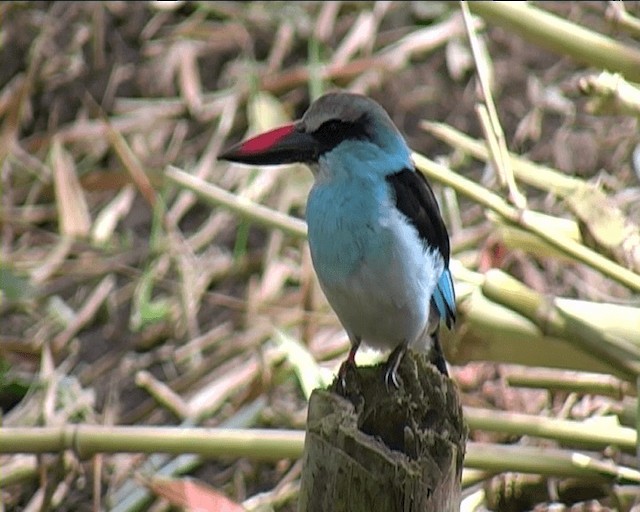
[461,468,493,488]
[505,368,635,400]
[580,71,640,118]
[492,222,577,261]
[307,35,324,102]
[1,426,639,483]
[449,279,638,379]
[1,411,636,455]
[421,121,583,197]
[0,426,305,460]
[465,442,640,483]
[0,459,38,487]
[412,153,640,293]
[467,2,640,82]
[481,269,640,380]
[606,3,640,39]
[460,1,526,209]
[165,166,307,239]
[465,407,637,452]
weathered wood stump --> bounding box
[298,351,466,512]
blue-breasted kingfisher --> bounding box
[220,92,456,387]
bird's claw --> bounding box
[338,363,349,391]
[338,357,356,394]
[384,365,401,390]
[335,342,360,394]
[336,358,356,395]
[383,344,406,391]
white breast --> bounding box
[316,204,444,352]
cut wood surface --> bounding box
[299,353,466,512]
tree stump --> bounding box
[298,351,466,512]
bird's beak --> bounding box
[219,122,318,166]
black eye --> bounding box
[314,120,350,148]
[326,121,340,132]
[312,116,369,155]
[319,120,342,135]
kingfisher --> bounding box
[220,92,455,387]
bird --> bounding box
[220,91,455,388]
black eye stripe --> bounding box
[313,117,370,154]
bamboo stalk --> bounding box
[0,456,38,487]
[421,121,583,197]
[1,409,636,456]
[504,368,636,400]
[579,71,640,118]
[448,280,638,379]
[165,166,307,239]
[465,407,637,452]
[605,2,640,39]
[412,153,640,293]
[0,426,304,460]
[464,442,640,483]
[460,1,526,209]
[481,269,640,379]
[467,2,640,82]
[492,222,577,261]
[1,426,639,484]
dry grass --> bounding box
[1,2,640,511]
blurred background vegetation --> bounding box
[1,1,640,510]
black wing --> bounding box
[386,168,456,328]
[385,168,450,265]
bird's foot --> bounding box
[384,365,401,390]
[337,360,355,393]
[384,344,407,390]
[336,344,359,394]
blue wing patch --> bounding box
[432,268,456,329]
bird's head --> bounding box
[220,92,412,178]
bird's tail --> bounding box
[412,315,449,376]
[429,328,449,376]
[419,302,450,376]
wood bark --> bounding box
[298,351,466,512]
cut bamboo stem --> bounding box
[298,353,466,512]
